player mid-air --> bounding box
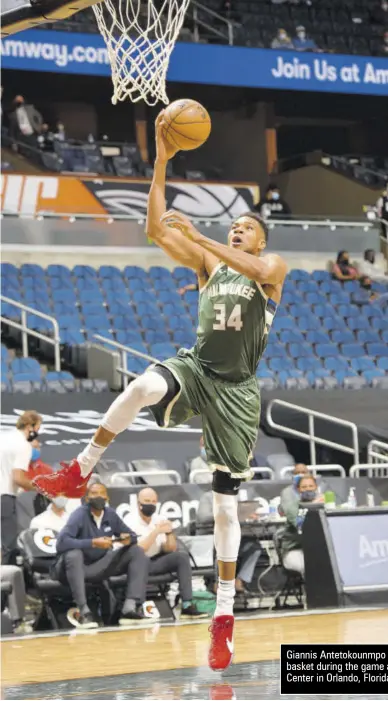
[33,110,287,670]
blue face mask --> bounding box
[31,447,41,462]
[271,191,280,201]
[200,447,207,461]
[300,490,316,502]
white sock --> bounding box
[77,371,169,477]
[215,578,235,617]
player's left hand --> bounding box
[161,210,202,243]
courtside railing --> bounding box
[1,295,61,371]
[111,470,181,485]
[349,463,388,478]
[367,439,388,465]
[266,399,360,465]
[280,464,346,479]
[93,333,157,387]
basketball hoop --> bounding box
[93,0,191,106]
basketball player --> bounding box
[33,111,287,670]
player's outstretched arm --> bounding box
[162,211,287,285]
[146,113,217,277]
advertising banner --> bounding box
[2,30,388,96]
[327,513,388,588]
[0,173,256,218]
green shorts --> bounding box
[149,349,261,479]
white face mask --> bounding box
[52,496,67,509]
[298,31,306,39]
[279,33,287,41]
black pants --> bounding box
[1,495,18,565]
[148,551,193,602]
[54,545,148,610]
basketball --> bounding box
[162,99,211,151]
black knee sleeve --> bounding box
[151,365,180,405]
[212,470,242,495]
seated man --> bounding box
[189,435,212,484]
[0,565,33,634]
[54,483,149,628]
[281,473,323,575]
[30,496,78,531]
[279,463,309,513]
[124,487,206,618]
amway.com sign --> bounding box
[359,535,388,568]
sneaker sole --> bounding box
[180,612,209,619]
[67,608,98,629]
[118,618,144,626]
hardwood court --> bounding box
[3,609,387,694]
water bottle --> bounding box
[269,500,278,518]
[366,490,375,507]
[347,487,357,509]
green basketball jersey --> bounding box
[193,263,278,382]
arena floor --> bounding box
[2,609,387,700]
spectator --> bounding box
[9,95,43,148]
[189,435,211,484]
[372,0,388,24]
[124,487,206,618]
[359,276,379,302]
[0,565,33,634]
[281,473,323,575]
[279,463,309,511]
[376,183,388,273]
[30,496,79,531]
[178,281,199,296]
[54,482,149,628]
[255,183,292,220]
[358,249,386,281]
[381,31,388,55]
[293,26,318,51]
[54,121,66,142]
[37,123,54,152]
[0,411,40,564]
[332,251,360,282]
[271,29,294,50]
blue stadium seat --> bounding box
[116,330,143,345]
[366,343,388,357]
[329,293,350,305]
[330,330,354,344]
[363,369,385,385]
[11,357,42,377]
[363,305,385,318]
[288,269,310,281]
[1,345,9,363]
[179,290,198,304]
[279,330,305,344]
[320,280,341,294]
[140,315,166,331]
[376,357,388,371]
[281,292,304,306]
[154,278,176,292]
[124,266,148,280]
[297,281,319,293]
[337,304,358,318]
[356,330,381,344]
[49,276,74,290]
[295,357,323,372]
[100,279,127,294]
[272,317,294,331]
[323,357,349,372]
[126,279,145,292]
[315,343,338,358]
[305,330,330,344]
[288,343,311,358]
[24,289,50,304]
[162,302,186,316]
[45,371,76,390]
[81,303,106,316]
[47,264,71,277]
[311,270,331,282]
[342,343,365,358]
[371,318,388,331]
[53,301,77,315]
[173,267,194,281]
[350,291,370,305]
[99,265,122,278]
[2,302,22,321]
[148,266,172,279]
[334,369,359,385]
[347,317,370,331]
[305,292,326,305]
[73,265,97,278]
[268,357,295,372]
[297,316,321,331]
[126,356,149,374]
[27,314,53,332]
[86,329,114,342]
[20,263,45,276]
[132,290,155,303]
[313,304,335,318]
[172,330,196,347]
[135,302,160,316]
[60,330,85,345]
[264,342,287,358]
[53,289,77,303]
[351,358,376,373]
[125,341,149,355]
[111,315,138,330]
[84,316,111,330]
[1,263,18,276]
[169,316,193,331]
[78,290,104,304]
[343,281,360,292]
[144,330,171,344]
[108,301,134,316]
[289,304,311,318]
[150,343,176,360]
[323,317,343,331]
[382,331,388,344]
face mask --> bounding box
[292,475,301,486]
[27,430,39,442]
[298,31,306,39]
[31,447,41,461]
[140,503,157,517]
[88,497,106,511]
[271,192,280,201]
[200,447,207,461]
[300,490,316,502]
[279,34,286,41]
[52,496,67,509]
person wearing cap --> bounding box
[271,29,294,50]
[293,26,318,51]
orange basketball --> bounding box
[162,99,211,151]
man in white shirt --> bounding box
[30,497,80,531]
[0,410,41,564]
[358,249,386,281]
[124,487,206,618]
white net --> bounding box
[93,0,191,106]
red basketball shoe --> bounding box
[209,684,236,700]
[208,614,235,671]
[32,459,89,499]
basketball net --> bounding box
[93,0,191,106]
